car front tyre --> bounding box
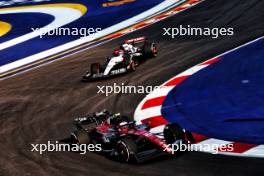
[71,129,91,145]
[116,138,138,163]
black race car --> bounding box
[70,110,190,163]
[82,37,157,81]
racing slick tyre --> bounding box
[143,42,157,57]
[128,61,136,72]
[71,129,91,145]
[116,138,138,163]
[163,123,184,144]
[90,63,101,75]
[123,53,136,72]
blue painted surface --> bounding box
[161,38,264,144]
[0,0,164,66]
[0,13,54,43]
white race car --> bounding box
[82,37,157,81]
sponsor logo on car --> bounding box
[111,68,126,74]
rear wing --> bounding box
[124,36,146,44]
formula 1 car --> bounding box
[82,37,157,81]
[70,110,188,163]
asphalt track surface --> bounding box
[0,0,264,176]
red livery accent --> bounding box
[124,36,146,44]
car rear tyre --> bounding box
[116,138,138,162]
[164,123,184,144]
[143,42,157,57]
[71,129,91,145]
[129,61,136,72]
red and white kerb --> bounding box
[134,57,264,158]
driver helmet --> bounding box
[119,121,128,127]
[118,121,129,134]
[113,49,123,56]
[106,113,121,125]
